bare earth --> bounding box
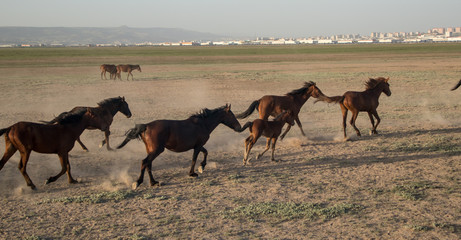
[0,51,460,239]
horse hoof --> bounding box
[189,173,198,178]
[197,166,203,174]
[70,180,78,184]
[45,179,52,185]
[132,182,140,190]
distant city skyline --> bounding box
[1,0,460,38]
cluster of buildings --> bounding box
[136,26,461,46]
[2,27,461,48]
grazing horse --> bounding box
[42,97,132,151]
[100,64,117,80]
[116,64,141,80]
[315,77,391,139]
[236,81,325,140]
[0,108,97,189]
[451,79,461,91]
[239,111,295,165]
[117,104,241,190]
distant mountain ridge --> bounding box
[0,26,224,45]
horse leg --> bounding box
[340,104,348,138]
[189,148,203,177]
[134,149,163,189]
[294,116,306,137]
[350,111,361,137]
[243,135,255,165]
[77,137,89,152]
[256,138,271,160]
[100,130,112,151]
[197,147,208,173]
[0,138,17,171]
[46,152,77,185]
[101,71,104,80]
[270,137,278,162]
[243,136,252,165]
[280,123,291,140]
[370,110,381,134]
[18,150,36,190]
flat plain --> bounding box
[0,44,460,239]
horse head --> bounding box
[136,65,142,72]
[119,96,132,118]
[221,104,242,131]
[307,81,327,99]
[382,77,391,96]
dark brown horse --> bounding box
[240,111,295,165]
[117,104,241,189]
[451,79,461,91]
[236,81,324,140]
[0,108,97,189]
[100,64,117,80]
[116,64,141,80]
[315,77,391,139]
[42,97,132,151]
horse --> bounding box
[236,81,325,140]
[315,77,391,139]
[0,108,97,189]
[100,64,117,80]
[42,97,132,151]
[116,64,141,80]
[239,111,295,166]
[451,79,461,91]
[117,104,242,190]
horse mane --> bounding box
[365,77,387,90]
[189,105,228,119]
[286,81,316,96]
[97,97,123,108]
[56,108,88,124]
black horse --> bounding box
[43,97,132,151]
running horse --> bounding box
[42,97,132,151]
[116,64,141,80]
[315,77,391,139]
[0,108,98,189]
[451,79,461,91]
[100,64,117,80]
[236,81,325,140]
[117,104,242,189]
[239,110,295,166]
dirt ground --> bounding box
[0,50,460,239]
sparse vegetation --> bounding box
[222,202,363,222]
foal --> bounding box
[240,111,295,165]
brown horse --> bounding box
[100,64,117,80]
[236,81,324,140]
[315,77,391,139]
[451,79,461,91]
[117,104,242,190]
[239,111,295,165]
[116,64,141,80]
[42,97,132,151]
[0,108,97,189]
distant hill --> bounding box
[0,26,224,45]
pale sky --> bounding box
[1,0,460,38]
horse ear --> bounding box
[385,77,390,82]
[226,104,231,112]
[122,96,125,101]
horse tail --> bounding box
[40,111,70,124]
[234,121,253,133]
[451,79,461,91]
[117,124,147,149]
[236,100,260,119]
[314,95,344,104]
[0,127,11,137]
